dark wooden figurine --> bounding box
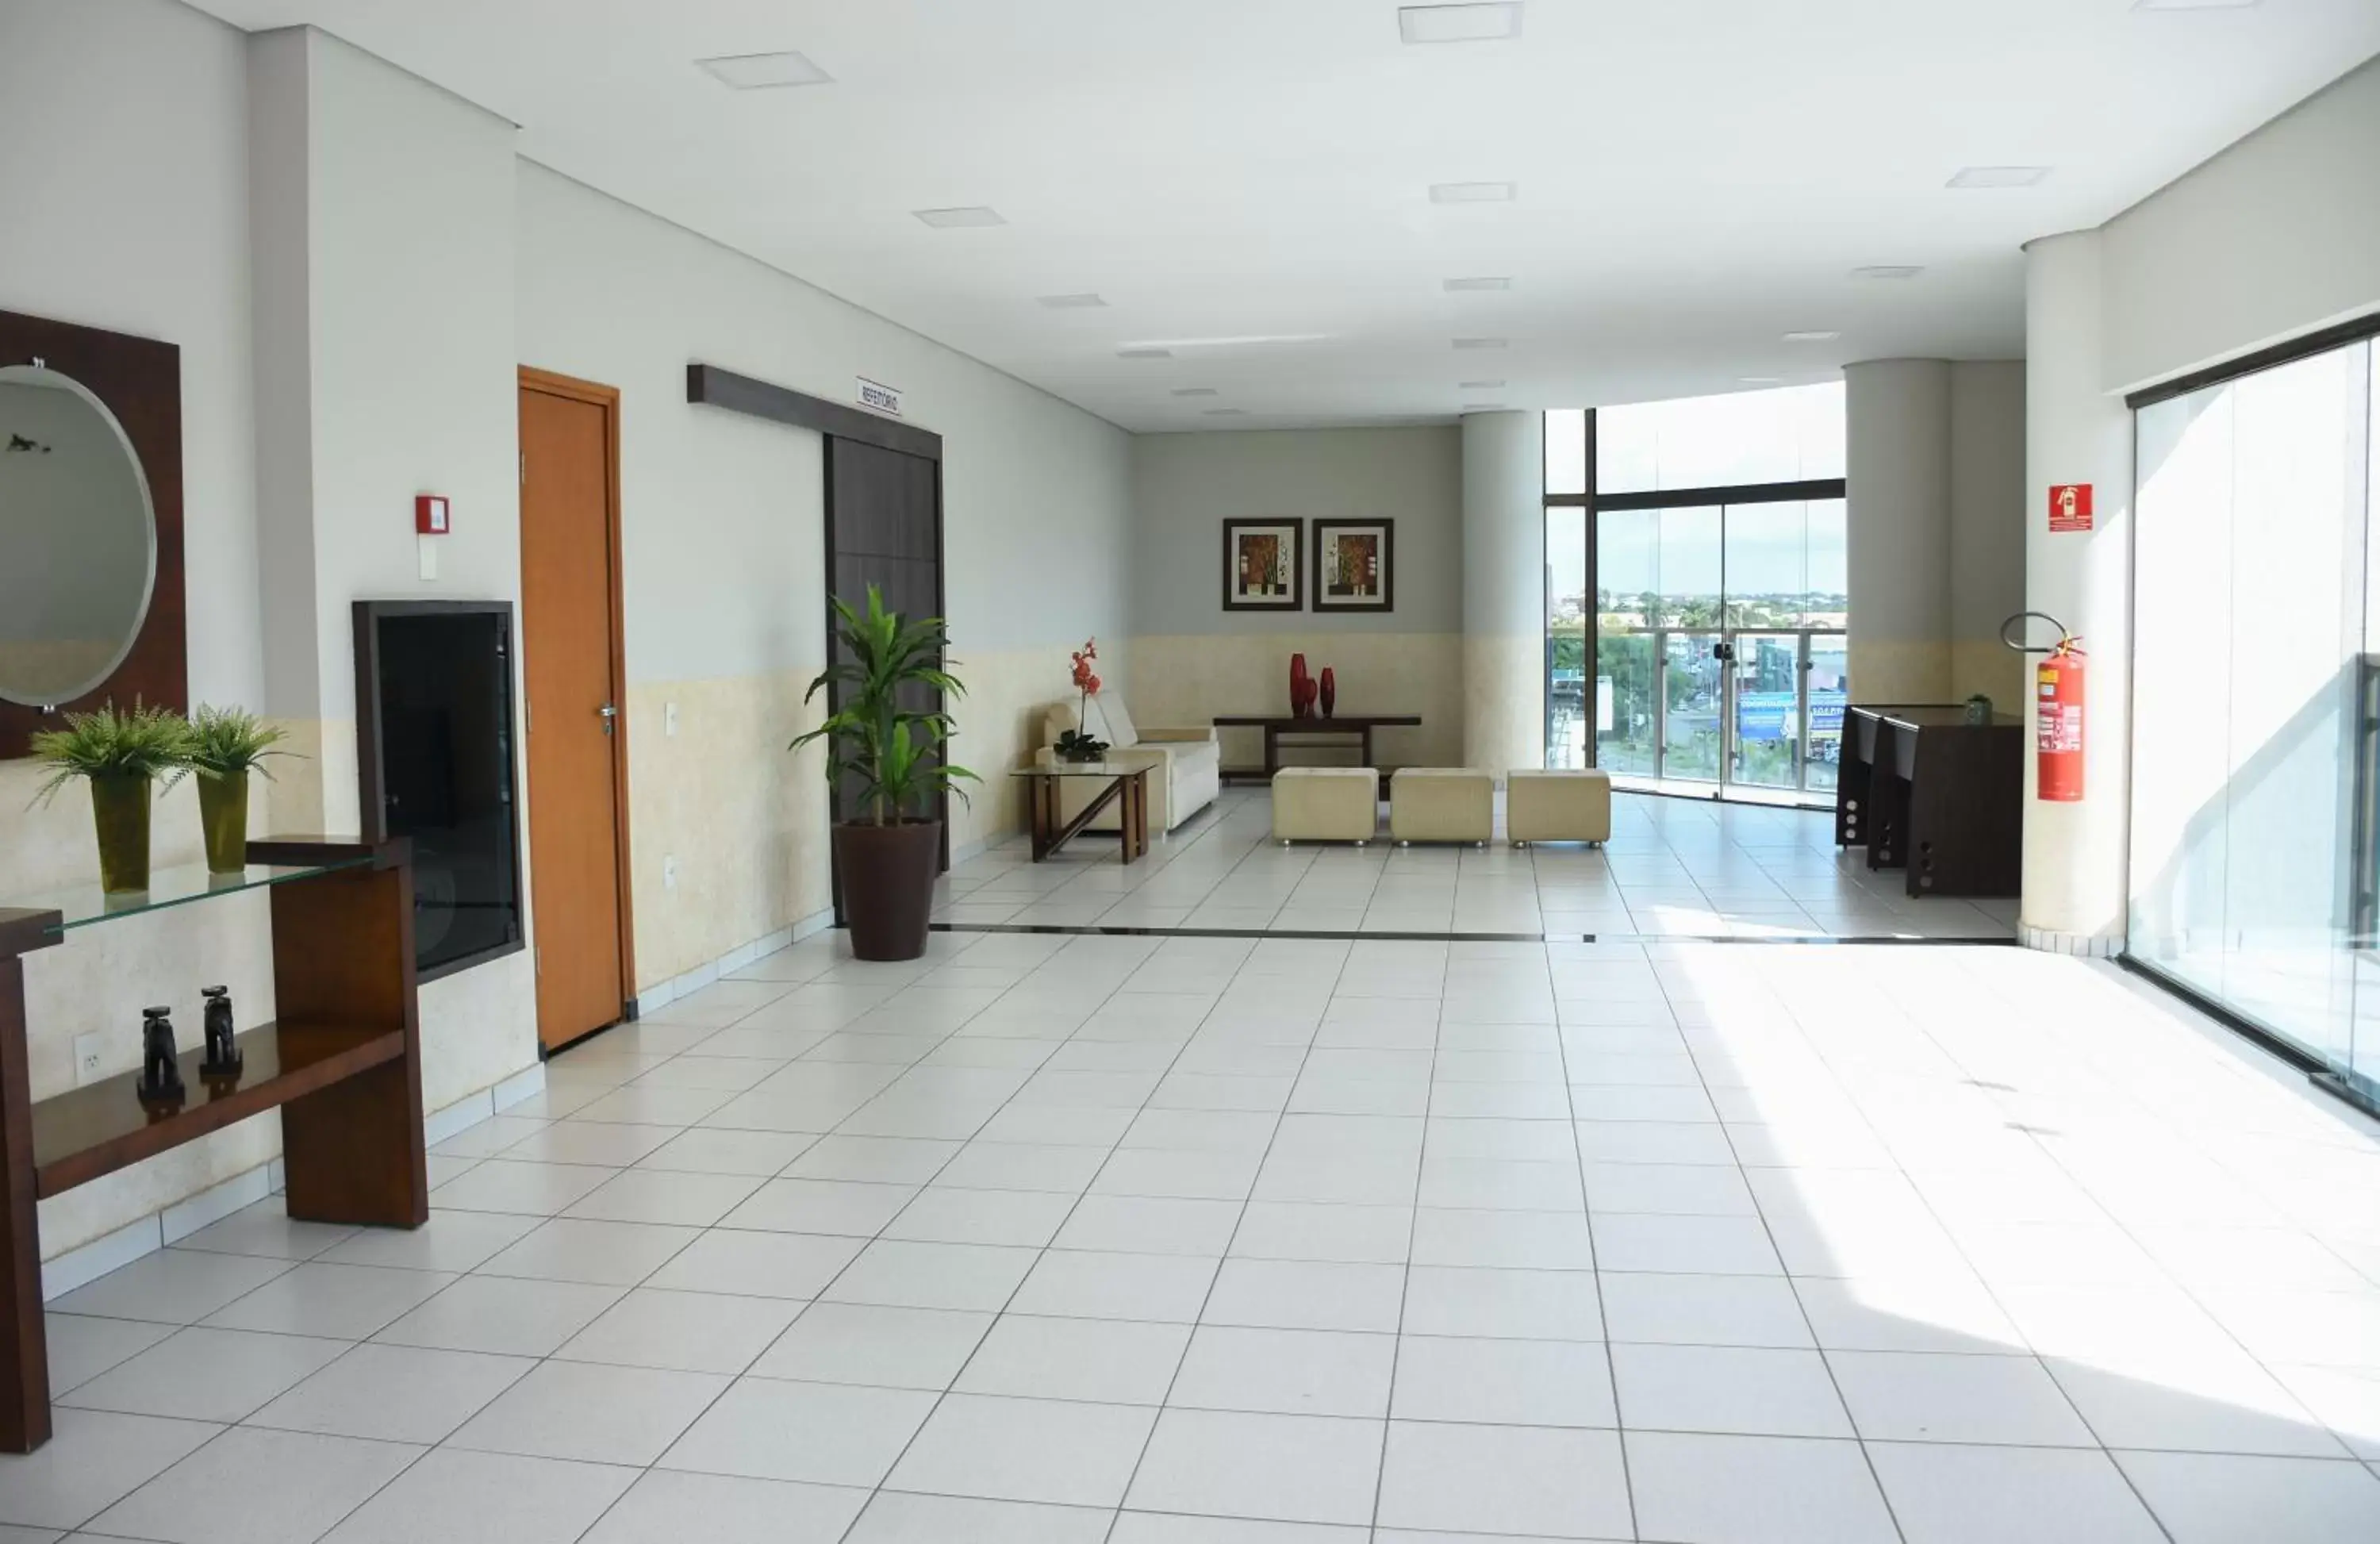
[199,986,241,1077]
[136,1006,183,1104]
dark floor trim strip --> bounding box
[930,922,2017,946]
[2117,954,2380,1120]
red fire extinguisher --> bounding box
[2005,613,2085,802]
[2036,636,2085,802]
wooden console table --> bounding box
[1214,714,1422,782]
[0,837,425,1452]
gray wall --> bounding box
[1130,427,1462,635]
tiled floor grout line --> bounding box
[1098,940,1340,1543]
[1550,944,1642,1542]
[1673,943,1916,1544]
[1365,945,1446,1537]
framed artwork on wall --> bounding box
[1223,518,1304,611]
[1314,518,1395,613]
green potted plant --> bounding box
[169,705,294,874]
[792,586,977,960]
[28,701,190,894]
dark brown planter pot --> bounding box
[834,818,942,961]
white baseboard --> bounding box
[40,1066,545,1301]
[631,908,834,1015]
[2021,926,2125,958]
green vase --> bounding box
[90,773,153,895]
[198,770,250,875]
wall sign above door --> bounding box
[856,377,904,417]
[2048,482,2093,532]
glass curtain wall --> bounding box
[1545,385,1848,796]
[2129,335,2378,1108]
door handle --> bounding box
[597,702,618,736]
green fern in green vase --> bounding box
[27,702,190,893]
[168,705,296,875]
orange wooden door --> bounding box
[519,374,630,1050]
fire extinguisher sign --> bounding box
[2049,483,2094,532]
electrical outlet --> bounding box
[75,1033,106,1084]
[664,855,678,891]
[665,701,678,738]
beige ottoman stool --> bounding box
[1272,766,1380,845]
[1507,768,1612,846]
[1390,767,1493,847]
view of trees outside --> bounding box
[1546,385,1848,789]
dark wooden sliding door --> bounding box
[825,436,948,863]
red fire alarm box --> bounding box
[2048,483,2092,533]
[415,494,451,536]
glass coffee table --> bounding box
[1010,762,1153,863]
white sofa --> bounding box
[1037,693,1222,835]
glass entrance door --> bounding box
[1728,632,1804,789]
[1660,632,1725,782]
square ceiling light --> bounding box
[1850,265,1924,280]
[1172,387,1219,398]
[1948,166,2050,189]
[1459,379,1506,390]
[1444,277,1513,293]
[1399,3,1524,44]
[697,51,833,89]
[1430,181,1518,204]
[1118,348,1173,360]
[1037,293,1107,309]
[1783,330,1840,343]
[913,206,1007,229]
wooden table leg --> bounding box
[1030,777,1053,862]
[271,866,428,1228]
[1120,773,1148,863]
[0,956,50,1453]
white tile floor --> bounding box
[13,924,2380,1541]
[936,788,2017,939]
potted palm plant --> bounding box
[170,705,294,874]
[792,586,977,960]
[28,701,190,894]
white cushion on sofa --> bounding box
[1093,693,1140,751]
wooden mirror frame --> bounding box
[0,309,186,759]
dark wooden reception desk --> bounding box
[1837,705,2022,898]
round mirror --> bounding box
[0,363,158,708]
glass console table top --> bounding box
[14,856,375,936]
[1012,762,1150,778]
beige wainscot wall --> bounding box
[945,643,1132,853]
[1127,632,1463,772]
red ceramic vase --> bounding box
[1289,653,1312,719]
[1319,667,1336,719]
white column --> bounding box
[1844,359,1953,703]
[1461,411,1545,778]
[2021,231,2134,955]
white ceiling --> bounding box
[188,0,2380,432]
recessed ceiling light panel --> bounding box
[1037,293,1107,309]
[697,51,833,89]
[1459,379,1506,390]
[1464,403,1509,412]
[1783,331,1840,343]
[1444,277,1513,293]
[2134,0,2261,10]
[1430,181,1518,204]
[1851,265,1924,280]
[1453,337,1508,351]
[1948,166,2050,189]
[1399,3,1524,44]
[1172,387,1219,398]
[1203,408,1249,417]
[913,205,1007,229]
[1739,376,1785,386]
[1118,348,1173,360]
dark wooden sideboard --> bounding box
[0,837,427,1452]
[1837,706,2022,898]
